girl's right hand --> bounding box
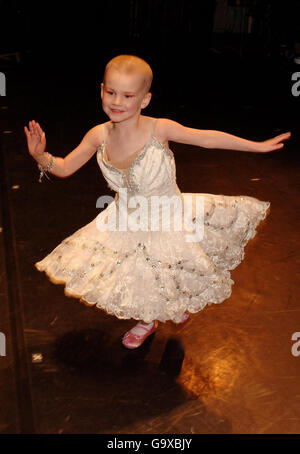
[24,120,46,158]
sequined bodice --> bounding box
[96,134,180,197]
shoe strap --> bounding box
[130,322,154,337]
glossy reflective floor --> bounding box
[0,49,299,434]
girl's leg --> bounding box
[122,311,189,349]
[180,312,190,323]
[122,320,159,349]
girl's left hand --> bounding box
[257,132,291,153]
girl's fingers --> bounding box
[277,132,291,140]
[26,120,43,139]
[24,125,32,139]
[33,121,39,135]
[29,120,37,134]
[30,120,44,138]
[26,123,31,136]
[36,122,44,136]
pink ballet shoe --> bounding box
[122,320,158,349]
[180,312,190,323]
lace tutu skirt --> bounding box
[35,192,270,323]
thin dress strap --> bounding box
[151,118,158,137]
[101,123,107,145]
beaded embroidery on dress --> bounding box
[35,118,270,323]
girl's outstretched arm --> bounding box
[24,120,102,178]
[158,119,291,153]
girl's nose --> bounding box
[113,95,122,105]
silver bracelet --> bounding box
[37,152,55,183]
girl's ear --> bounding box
[141,92,152,109]
[100,82,104,98]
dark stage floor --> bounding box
[0,50,299,435]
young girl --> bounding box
[24,54,291,350]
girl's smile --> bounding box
[110,108,125,114]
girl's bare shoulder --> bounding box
[86,122,110,147]
[151,117,171,146]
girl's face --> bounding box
[101,69,151,122]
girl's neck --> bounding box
[109,114,145,139]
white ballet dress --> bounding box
[35,118,270,323]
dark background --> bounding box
[1,0,300,137]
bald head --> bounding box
[104,55,153,94]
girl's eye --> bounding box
[105,91,133,98]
